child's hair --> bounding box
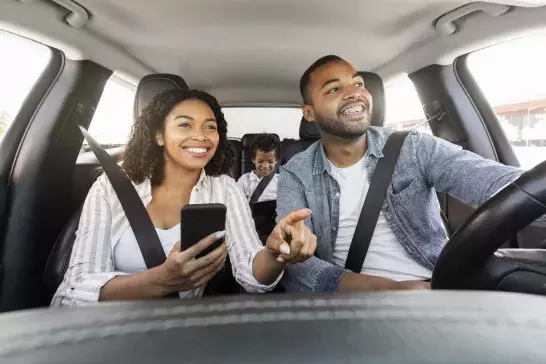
[250,134,281,160]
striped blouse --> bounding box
[51,170,280,307]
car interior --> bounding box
[1,0,546,362]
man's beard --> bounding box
[315,112,371,139]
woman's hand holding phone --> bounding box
[266,209,317,264]
[150,231,228,296]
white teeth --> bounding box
[185,148,207,154]
[343,105,364,115]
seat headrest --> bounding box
[362,71,385,126]
[133,74,189,119]
[299,71,385,139]
[299,118,320,139]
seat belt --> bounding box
[249,165,278,203]
[79,125,238,298]
[78,125,167,269]
[344,131,410,273]
[78,126,170,269]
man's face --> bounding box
[303,61,373,139]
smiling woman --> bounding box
[123,90,233,184]
[52,88,317,307]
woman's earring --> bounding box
[156,134,164,146]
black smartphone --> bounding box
[180,203,226,258]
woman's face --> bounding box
[158,99,220,173]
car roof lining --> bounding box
[377,5,546,78]
[1,0,546,103]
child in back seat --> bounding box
[237,134,280,202]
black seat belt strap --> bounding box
[78,125,167,269]
[344,131,410,273]
[249,165,278,203]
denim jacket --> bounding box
[276,126,530,292]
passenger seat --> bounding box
[45,73,191,296]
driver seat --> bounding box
[44,73,189,296]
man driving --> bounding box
[276,55,532,293]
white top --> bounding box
[115,223,204,299]
[237,171,279,202]
[329,156,432,281]
[51,170,280,307]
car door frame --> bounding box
[0,36,112,311]
[407,53,542,249]
[454,53,546,249]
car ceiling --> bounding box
[1,0,546,104]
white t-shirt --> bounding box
[329,156,432,281]
[115,223,205,299]
[237,171,278,202]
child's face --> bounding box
[252,149,278,178]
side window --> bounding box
[0,31,50,143]
[384,76,430,134]
[85,77,136,149]
[468,34,546,169]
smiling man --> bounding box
[276,55,526,293]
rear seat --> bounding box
[228,139,242,179]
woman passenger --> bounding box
[52,89,316,306]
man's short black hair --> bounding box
[251,133,280,160]
[299,55,345,104]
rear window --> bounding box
[223,107,301,140]
[86,103,302,148]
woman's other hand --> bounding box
[150,231,228,295]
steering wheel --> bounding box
[431,159,546,293]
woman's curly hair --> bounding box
[123,89,234,185]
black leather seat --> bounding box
[240,133,280,175]
[133,74,188,117]
[44,74,190,296]
[228,139,242,180]
[280,121,321,165]
[281,71,386,164]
